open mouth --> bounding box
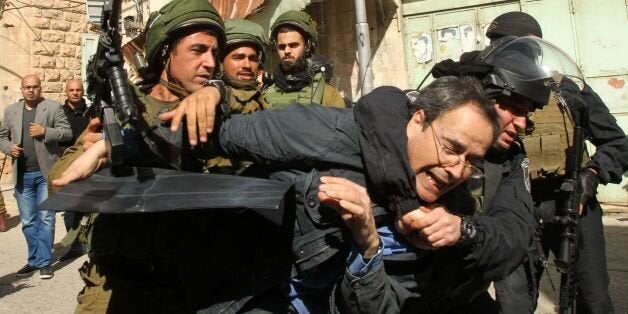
[426,171,446,189]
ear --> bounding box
[410,109,425,126]
[407,109,426,137]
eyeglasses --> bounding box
[428,123,484,179]
[22,85,41,90]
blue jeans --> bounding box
[14,170,55,268]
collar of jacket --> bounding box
[354,86,422,215]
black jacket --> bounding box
[60,99,89,148]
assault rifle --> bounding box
[552,87,586,314]
[85,0,138,167]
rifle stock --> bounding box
[86,0,138,167]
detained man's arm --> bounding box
[319,176,401,314]
[51,139,108,187]
[318,176,380,257]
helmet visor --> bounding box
[483,36,585,91]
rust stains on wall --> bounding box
[607,77,625,89]
[210,0,267,19]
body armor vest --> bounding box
[521,94,588,180]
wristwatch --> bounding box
[202,79,229,118]
[456,215,478,248]
[202,79,226,102]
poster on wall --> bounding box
[437,26,462,61]
[460,24,475,52]
[409,32,433,64]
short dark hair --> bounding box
[411,76,499,142]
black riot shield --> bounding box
[38,167,292,226]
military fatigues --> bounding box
[528,81,627,313]
[493,80,627,314]
[205,86,270,172]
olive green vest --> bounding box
[228,86,271,112]
[265,72,345,108]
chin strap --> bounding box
[158,58,191,99]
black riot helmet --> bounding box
[430,36,583,111]
[486,11,543,41]
[477,36,584,110]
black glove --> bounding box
[579,167,599,207]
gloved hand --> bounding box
[579,167,599,211]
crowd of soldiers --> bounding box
[3,0,626,313]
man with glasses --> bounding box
[0,74,71,279]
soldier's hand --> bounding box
[52,140,108,187]
[578,167,599,215]
[29,123,45,139]
[409,204,462,249]
[318,176,380,258]
[159,86,222,146]
[82,118,103,151]
[11,144,23,157]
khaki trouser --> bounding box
[75,260,111,314]
[75,256,188,314]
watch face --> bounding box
[202,80,226,99]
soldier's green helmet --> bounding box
[225,19,267,62]
[270,10,318,53]
[144,0,225,74]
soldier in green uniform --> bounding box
[206,18,270,172]
[265,10,346,108]
[222,19,270,112]
[48,0,291,313]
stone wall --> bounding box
[0,0,91,110]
